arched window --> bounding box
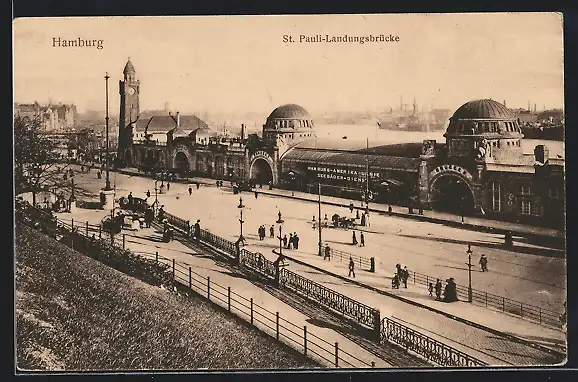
[490,181,501,212]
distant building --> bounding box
[14,102,76,132]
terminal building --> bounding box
[117,59,565,228]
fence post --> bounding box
[99,225,102,239]
[156,251,159,264]
[520,302,523,317]
[485,292,488,307]
[228,287,231,311]
[71,218,74,229]
[189,267,192,289]
[373,309,381,343]
[276,312,280,340]
[502,297,505,313]
[207,277,211,300]
[250,298,254,324]
[172,259,175,281]
[86,221,89,236]
[334,342,339,367]
[303,326,307,355]
[413,271,416,285]
[426,275,428,286]
[123,234,126,249]
[539,307,542,324]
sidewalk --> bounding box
[113,166,563,241]
[56,207,416,368]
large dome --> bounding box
[451,99,514,120]
[268,104,311,120]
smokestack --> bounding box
[176,111,180,127]
[528,100,531,111]
[241,124,245,141]
[534,103,537,113]
[503,100,506,107]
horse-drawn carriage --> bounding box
[331,214,357,229]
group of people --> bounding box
[282,232,301,250]
[392,264,410,289]
[257,225,275,241]
[352,231,365,247]
[427,278,458,302]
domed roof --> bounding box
[123,58,136,75]
[451,99,514,120]
[268,104,311,120]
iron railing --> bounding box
[319,245,562,329]
[380,317,487,367]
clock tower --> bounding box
[117,57,140,166]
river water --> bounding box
[314,124,565,159]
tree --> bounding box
[14,115,69,205]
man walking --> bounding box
[479,254,488,272]
[324,244,331,261]
[402,266,409,288]
[188,186,192,195]
[282,234,288,248]
[194,219,201,241]
[167,182,170,191]
[288,233,293,249]
[360,232,365,247]
[293,233,299,250]
[352,231,358,245]
[348,256,355,278]
[270,225,275,238]
[146,190,151,198]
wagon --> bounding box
[331,214,357,229]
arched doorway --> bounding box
[174,151,190,177]
[250,158,273,185]
[430,175,475,215]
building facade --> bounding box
[117,59,564,228]
[14,102,76,132]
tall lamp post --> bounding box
[104,72,111,191]
[276,211,284,256]
[466,245,473,303]
[238,197,245,243]
[317,183,323,256]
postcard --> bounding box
[13,13,566,371]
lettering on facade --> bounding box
[430,164,473,181]
[307,165,379,182]
[251,150,274,164]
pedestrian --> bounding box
[293,233,299,250]
[402,266,409,288]
[348,256,355,278]
[146,190,151,198]
[196,182,200,190]
[194,219,201,240]
[167,182,170,191]
[255,191,258,199]
[188,186,192,195]
[365,212,370,227]
[352,231,358,245]
[479,254,488,272]
[361,213,366,227]
[128,192,133,204]
[288,233,293,249]
[360,232,365,247]
[270,225,275,238]
[258,226,264,241]
[435,279,442,301]
[349,202,354,213]
[282,234,288,248]
[324,244,331,260]
[428,282,434,296]
[356,209,360,219]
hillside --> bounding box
[15,226,319,371]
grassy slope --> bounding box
[15,225,319,371]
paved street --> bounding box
[65,167,565,313]
[46,166,567,366]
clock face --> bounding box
[127,86,135,95]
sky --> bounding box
[13,13,564,116]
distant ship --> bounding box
[377,105,451,132]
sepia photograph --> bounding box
[13,13,566,371]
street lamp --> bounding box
[237,197,245,243]
[276,211,284,256]
[466,245,473,303]
[104,72,112,191]
[317,183,323,256]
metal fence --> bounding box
[380,317,487,367]
[328,247,372,269]
[320,245,562,329]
